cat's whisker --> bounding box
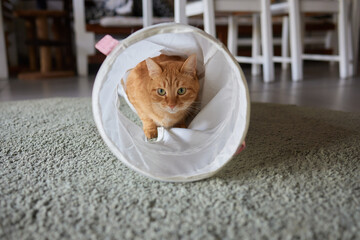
[187,103,201,112]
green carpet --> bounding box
[1,98,359,240]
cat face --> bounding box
[146,54,199,114]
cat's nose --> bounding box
[168,104,175,109]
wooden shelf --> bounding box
[14,10,67,18]
[86,24,142,35]
[18,70,74,80]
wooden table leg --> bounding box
[35,16,51,73]
[52,18,63,70]
[25,19,37,71]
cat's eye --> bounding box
[177,88,186,95]
[157,88,166,96]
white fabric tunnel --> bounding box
[92,23,250,182]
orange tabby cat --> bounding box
[125,54,199,139]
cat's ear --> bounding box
[146,58,162,78]
[181,54,197,75]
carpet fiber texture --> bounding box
[1,98,359,240]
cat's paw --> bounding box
[175,123,187,128]
[175,120,187,128]
[144,128,158,140]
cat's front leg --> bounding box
[174,119,187,128]
[141,118,158,139]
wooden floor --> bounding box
[1,62,359,112]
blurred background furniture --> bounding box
[1,0,360,80]
[176,0,360,82]
[73,0,95,76]
[12,0,74,80]
[351,0,359,76]
[74,0,266,76]
[176,0,275,82]
[272,0,358,80]
[0,2,8,79]
[0,0,18,79]
[68,0,360,79]
[73,0,162,76]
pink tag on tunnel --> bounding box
[95,35,119,56]
[235,141,246,155]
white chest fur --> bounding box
[160,116,175,128]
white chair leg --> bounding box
[325,31,333,49]
[0,6,9,79]
[73,0,95,76]
[338,0,350,78]
[288,0,303,81]
[325,28,336,66]
[76,53,89,77]
[142,0,153,27]
[203,0,216,37]
[251,14,261,76]
[227,15,238,56]
[281,16,290,70]
[348,21,354,76]
[174,0,188,24]
[352,0,360,75]
[345,0,353,76]
[260,0,274,82]
[330,15,339,67]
